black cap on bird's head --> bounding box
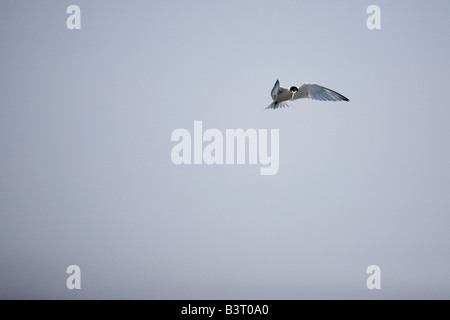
[290,86,298,99]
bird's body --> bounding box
[267,79,349,109]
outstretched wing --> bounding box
[270,79,280,101]
[293,83,349,102]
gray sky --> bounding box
[1,0,450,299]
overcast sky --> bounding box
[1,0,450,299]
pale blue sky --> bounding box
[1,0,450,299]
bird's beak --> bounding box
[291,92,295,100]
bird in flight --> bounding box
[266,79,349,110]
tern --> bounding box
[266,79,349,109]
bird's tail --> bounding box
[265,101,292,110]
[265,102,276,110]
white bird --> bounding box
[266,79,349,109]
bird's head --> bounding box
[290,86,298,99]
